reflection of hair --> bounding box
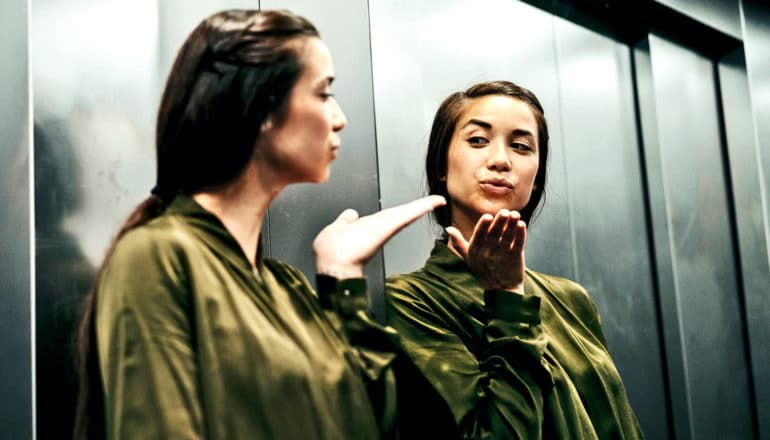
[74,10,319,439]
[425,80,549,229]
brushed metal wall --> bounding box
[0,0,32,437]
[646,34,754,439]
[656,0,742,38]
[633,40,693,440]
[31,1,159,437]
[735,1,770,436]
[553,18,668,439]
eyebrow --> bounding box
[512,128,535,138]
[461,119,492,130]
[461,119,536,138]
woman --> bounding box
[74,9,444,439]
[385,81,643,439]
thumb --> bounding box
[446,226,469,259]
[335,208,360,224]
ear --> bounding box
[260,115,274,133]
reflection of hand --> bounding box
[447,209,527,294]
[313,195,446,278]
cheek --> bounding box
[519,158,540,183]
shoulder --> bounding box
[99,218,197,310]
[386,269,434,300]
[527,269,588,297]
[107,218,194,273]
[384,268,465,319]
[264,257,312,287]
[526,269,598,317]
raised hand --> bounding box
[446,209,527,293]
[313,195,446,278]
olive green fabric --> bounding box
[386,241,643,439]
[96,195,395,439]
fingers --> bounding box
[364,195,447,240]
[510,219,527,255]
[498,211,521,249]
[446,226,469,259]
[380,195,446,228]
[335,208,360,224]
[485,210,512,245]
[469,210,527,255]
[470,213,494,245]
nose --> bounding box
[486,140,511,171]
[332,98,347,132]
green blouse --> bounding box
[96,195,395,439]
[386,241,643,439]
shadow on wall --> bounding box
[34,120,95,439]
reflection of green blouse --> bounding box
[96,195,394,439]
[386,241,643,439]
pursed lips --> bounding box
[479,177,513,195]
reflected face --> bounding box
[259,37,347,184]
[445,95,540,232]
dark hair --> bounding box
[73,10,319,439]
[425,80,549,230]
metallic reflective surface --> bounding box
[633,40,692,440]
[0,0,32,437]
[553,19,667,439]
[649,34,753,439]
[736,2,770,437]
[656,0,742,38]
[719,47,769,440]
[370,0,574,279]
[32,1,160,436]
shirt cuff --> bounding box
[316,274,368,317]
[484,288,541,325]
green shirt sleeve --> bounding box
[316,275,400,438]
[386,279,552,439]
[96,228,203,439]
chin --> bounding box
[478,202,515,215]
[313,168,331,183]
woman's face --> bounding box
[258,37,347,184]
[445,95,540,233]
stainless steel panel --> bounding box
[655,0,742,39]
[553,19,668,439]
[649,34,753,439]
[719,47,768,440]
[370,0,574,280]
[0,0,32,437]
[32,1,159,436]
[735,3,770,436]
[633,40,692,440]
[260,0,388,317]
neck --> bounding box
[193,160,285,267]
[449,208,480,245]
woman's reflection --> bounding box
[34,121,95,439]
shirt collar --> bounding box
[163,194,266,272]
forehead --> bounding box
[296,37,334,79]
[458,95,537,130]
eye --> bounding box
[468,136,488,146]
[320,92,335,101]
[510,142,532,151]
